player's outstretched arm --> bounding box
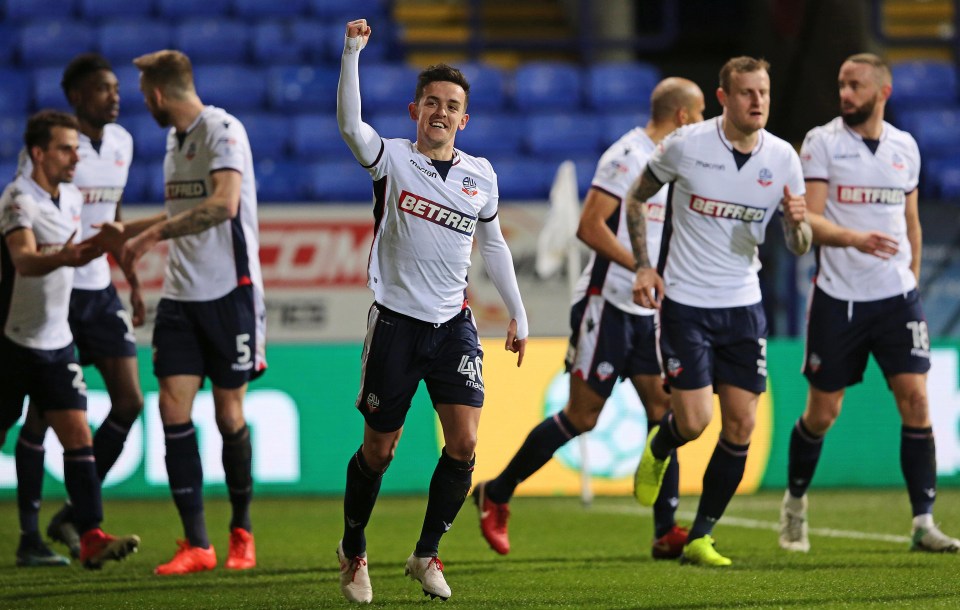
[5,228,101,276]
[780,185,813,255]
[476,217,528,367]
[337,19,382,167]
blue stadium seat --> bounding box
[235,112,291,159]
[367,113,415,140]
[79,0,153,20]
[192,65,266,112]
[233,0,307,18]
[568,156,600,197]
[890,61,958,112]
[513,62,583,111]
[909,109,960,157]
[308,0,385,20]
[585,62,660,111]
[5,0,77,21]
[454,113,523,157]
[251,22,303,65]
[457,63,509,112]
[19,21,95,68]
[922,154,960,198]
[0,160,17,183]
[601,112,650,148]
[0,116,24,161]
[0,25,17,65]
[934,164,960,200]
[360,64,419,112]
[98,20,172,65]
[485,156,554,200]
[124,115,169,161]
[156,0,230,19]
[255,158,307,202]
[267,65,339,113]
[525,113,602,161]
[115,65,146,113]
[306,160,372,202]
[0,68,32,114]
[32,67,71,110]
[123,160,165,203]
[173,19,249,64]
[289,114,348,160]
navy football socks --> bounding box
[787,417,824,498]
[164,422,209,548]
[415,448,475,558]
[222,425,253,532]
[15,428,46,535]
[342,446,384,558]
[689,437,749,541]
[901,425,937,516]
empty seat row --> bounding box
[2,0,387,22]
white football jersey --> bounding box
[17,124,133,291]
[572,128,667,316]
[161,106,263,302]
[364,138,498,323]
[801,117,920,301]
[0,174,83,350]
[647,117,805,308]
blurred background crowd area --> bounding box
[1,0,960,338]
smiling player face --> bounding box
[409,80,469,158]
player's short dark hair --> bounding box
[61,53,114,98]
[24,109,79,151]
[719,56,770,93]
[133,49,195,99]
[414,64,470,107]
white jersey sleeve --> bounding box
[645,126,689,185]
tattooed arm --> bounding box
[120,169,241,272]
[626,166,666,309]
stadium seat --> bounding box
[173,19,249,64]
[5,0,77,21]
[454,113,523,157]
[255,158,307,202]
[0,116,23,162]
[305,160,372,202]
[0,25,17,65]
[308,0,385,20]
[115,65,146,113]
[908,109,960,157]
[289,114,348,160]
[934,164,960,200]
[485,157,554,200]
[124,115,169,161]
[192,65,266,112]
[513,62,583,111]
[367,113,416,140]
[156,0,230,19]
[585,62,660,111]
[267,65,340,113]
[569,156,600,197]
[457,63,509,112]
[0,160,17,183]
[98,20,173,65]
[19,21,95,68]
[250,22,303,65]
[121,161,148,203]
[233,0,307,19]
[0,68,32,114]
[32,67,72,110]
[78,0,153,20]
[359,64,420,113]
[525,113,603,161]
[601,112,650,148]
[889,61,958,112]
[235,112,291,159]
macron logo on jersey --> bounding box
[165,180,208,200]
[689,194,766,222]
[836,186,905,206]
[398,190,477,236]
[80,186,124,205]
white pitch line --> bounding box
[592,504,911,544]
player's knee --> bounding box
[215,412,246,436]
[897,389,928,425]
[443,436,477,462]
[721,415,755,445]
[565,408,600,433]
[362,444,396,472]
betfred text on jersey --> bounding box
[165,180,208,200]
[836,186,905,205]
[80,187,124,205]
[398,190,477,236]
[689,194,766,222]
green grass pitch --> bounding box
[1,489,959,608]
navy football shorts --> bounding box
[803,286,931,392]
[565,294,661,399]
[69,285,137,365]
[355,303,484,433]
[0,336,87,432]
[658,297,768,394]
[153,284,263,389]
